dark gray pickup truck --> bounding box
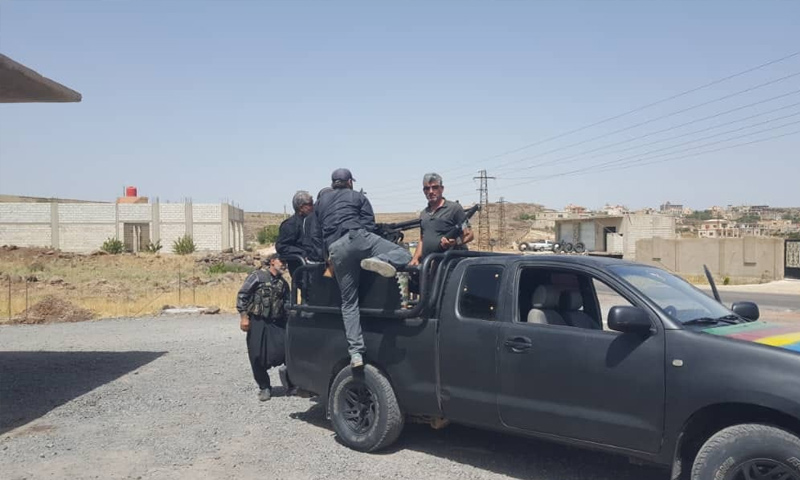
[285,252,800,480]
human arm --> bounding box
[359,194,377,233]
[236,272,260,332]
[409,235,424,266]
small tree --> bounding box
[101,237,124,254]
[257,225,280,245]
[173,235,196,255]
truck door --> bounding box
[438,260,505,427]
[497,266,666,453]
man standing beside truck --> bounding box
[237,254,290,401]
[313,168,413,368]
[409,172,474,266]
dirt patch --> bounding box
[13,296,95,324]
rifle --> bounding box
[375,204,481,245]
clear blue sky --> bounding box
[1,0,799,213]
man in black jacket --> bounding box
[276,190,321,275]
[237,254,290,401]
[313,168,412,368]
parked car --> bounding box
[287,252,800,480]
[518,239,554,252]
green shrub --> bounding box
[723,276,730,286]
[172,235,196,255]
[516,213,535,221]
[101,237,124,254]
[257,225,280,245]
[144,240,162,254]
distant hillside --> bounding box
[0,194,108,204]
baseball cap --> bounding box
[331,168,356,182]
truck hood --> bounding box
[703,321,800,353]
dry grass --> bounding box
[0,248,247,323]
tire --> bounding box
[328,364,404,452]
[574,242,586,253]
[519,243,528,252]
[691,424,800,480]
[563,242,574,253]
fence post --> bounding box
[192,266,196,304]
[7,276,10,322]
[178,268,182,304]
[25,279,28,321]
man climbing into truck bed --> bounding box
[313,168,413,368]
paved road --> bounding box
[699,289,799,312]
[0,316,670,480]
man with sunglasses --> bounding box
[408,173,474,267]
[277,190,322,277]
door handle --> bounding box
[504,336,532,352]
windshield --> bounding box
[609,265,734,324]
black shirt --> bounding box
[313,188,377,251]
[276,213,322,262]
[420,199,468,257]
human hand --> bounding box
[408,257,420,267]
[240,316,250,332]
[440,237,456,249]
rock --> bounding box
[222,248,233,254]
[253,260,262,269]
[26,275,38,283]
[202,306,221,315]
[48,277,64,285]
[161,305,176,311]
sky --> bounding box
[1,0,799,213]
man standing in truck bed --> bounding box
[313,168,412,368]
[409,172,474,266]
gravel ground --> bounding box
[0,316,669,480]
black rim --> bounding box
[340,383,377,434]
[731,459,799,480]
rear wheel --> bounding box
[691,424,800,480]
[328,364,404,452]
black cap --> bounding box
[331,168,355,182]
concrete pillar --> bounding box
[50,201,59,249]
[221,203,230,250]
[152,201,161,243]
[185,201,193,238]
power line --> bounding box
[492,91,800,176]
[474,170,494,250]
[496,106,800,179]
[443,50,800,171]
[364,51,800,197]
[500,119,800,189]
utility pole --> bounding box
[473,170,495,250]
[498,197,506,247]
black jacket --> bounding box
[276,213,322,262]
[313,188,377,252]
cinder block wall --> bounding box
[636,237,785,281]
[58,204,117,252]
[159,204,186,253]
[0,203,52,247]
[192,204,222,251]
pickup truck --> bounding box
[286,251,800,480]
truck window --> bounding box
[458,265,504,321]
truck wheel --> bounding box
[328,364,404,452]
[691,424,800,480]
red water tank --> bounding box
[125,186,138,197]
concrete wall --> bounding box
[621,214,676,259]
[0,201,244,253]
[636,237,785,281]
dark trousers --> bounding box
[246,317,287,390]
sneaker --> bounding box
[258,388,272,402]
[350,353,364,369]
[360,257,396,278]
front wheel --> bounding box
[691,424,800,480]
[328,364,404,452]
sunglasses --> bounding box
[423,185,442,192]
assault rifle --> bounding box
[375,204,481,245]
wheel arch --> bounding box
[672,403,800,479]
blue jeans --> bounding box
[328,230,412,356]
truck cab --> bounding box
[286,251,800,480]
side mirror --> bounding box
[608,306,653,335]
[731,301,759,321]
